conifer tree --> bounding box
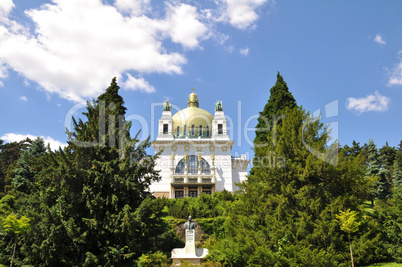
[253,72,297,149]
[16,78,180,266]
[12,137,46,194]
[393,161,402,194]
[365,140,392,202]
[250,72,297,175]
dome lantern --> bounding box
[187,88,199,108]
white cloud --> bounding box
[0,0,14,19]
[0,0,205,102]
[388,50,402,86]
[240,47,249,56]
[374,34,386,45]
[0,0,272,101]
[346,91,390,113]
[0,133,67,151]
[19,96,27,102]
[114,0,150,15]
[218,0,267,29]
[164,3,208,49]
[122,73,155,93]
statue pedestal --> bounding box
[172,229,208,266]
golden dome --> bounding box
[172,89,213,136]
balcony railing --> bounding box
[172,175,214,184]
[173,129,211,138]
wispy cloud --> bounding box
[0,133,67,151]
[240,47,249,56]
[388,50,402,86]
[374,34,386,45]
[122,74,155,93]
[19,96,27,102]
[346,91,390,113]
[218,0,269,30]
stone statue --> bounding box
[163,100,172,111]
[197,154,202,164]
[183,216,196,230]
[211,153,215,166]
[215,100,223,111]
[184,153,188,163]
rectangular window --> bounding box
[163,124,168,134]
[202,191,211,195]
[199,125,202,136]
[177,126,180,136]
[206,126,209,137]
[175,191,184,199]
[189,191,198,198]
[218,124,223,134]
[191,124,195,135]
[184,125,187,136]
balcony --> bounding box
[173,128,211,138]
[172,175,215,184]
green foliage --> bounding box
[0,139,31,197]
[0,78,181,266]
[164,191,234,219]
[252,72,297,161]
[137,251,170,267]
[366,140,392,202]
[12,137,47,194]
[205,106,376,266]
[2,214,30,235]
[336,209,361,234]
[392,161,402,194]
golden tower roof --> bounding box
[172,88,213,135]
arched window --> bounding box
[175,155,211,174]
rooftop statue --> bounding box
[163,100,172,111]
[215,100,223,111]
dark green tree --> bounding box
[253,72,297,154]
[379,142,396,171]
[12,137,46,194]
[393,161,402,194]
[205,107,376,266]
[13,78,180,266]
[0,139,31,196]
[365,140,392,202]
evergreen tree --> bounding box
[206,107,376,266]
[12,137,46,194]
[253,72,297,151]
[13,78,180,266]
[365,140,392,202]
[0,139,31,196]
[393,161,402,194]
[379,142,396,171]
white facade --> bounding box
[151,91,249,198]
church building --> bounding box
[151,89,249,199]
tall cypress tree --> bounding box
[254,72,297,148]
[250,72,297,175]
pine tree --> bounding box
[393,161,402,194]
[250,72,297,176]
[253,72,297,149]
[207,107,373,266]
[16,78,180,266]
[12,137,46,194]
[365,140,392,202]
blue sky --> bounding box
[0,0,401,157]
